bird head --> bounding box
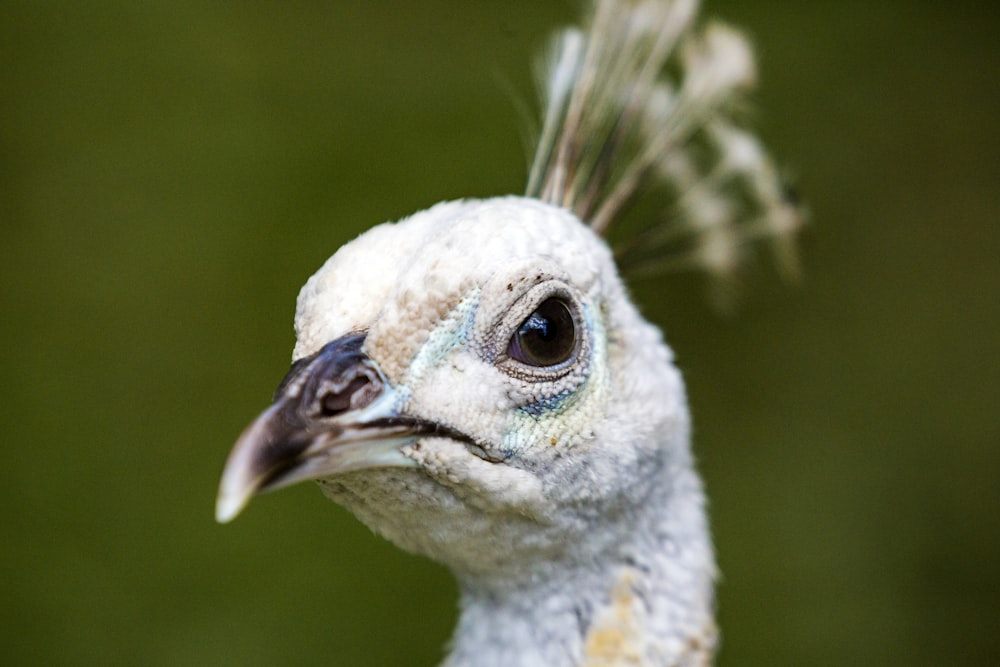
[217,196,691,580]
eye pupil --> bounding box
[508,297,577,367]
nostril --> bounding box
[289,335,385,419]
[318,375,373,417]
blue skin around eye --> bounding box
[519,389,575,417]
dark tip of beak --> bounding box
[251,332,385,479]
[216,331,486,523]
[216,332,389,522]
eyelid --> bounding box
[492,283,587,382]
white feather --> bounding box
[528,0,802,303]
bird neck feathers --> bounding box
[443,461,717,667]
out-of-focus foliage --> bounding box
[2,2,997,665]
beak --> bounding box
[215,333,460,523]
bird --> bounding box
[216,1,801,665]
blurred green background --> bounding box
[2,1,998,665]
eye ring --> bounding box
[506,297,578,368]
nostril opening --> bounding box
[318,375,372,417]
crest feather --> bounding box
[526,0,803,303]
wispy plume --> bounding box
[526,0,803,305]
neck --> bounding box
[441,467,717,667]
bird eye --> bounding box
[507,297,577,367]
